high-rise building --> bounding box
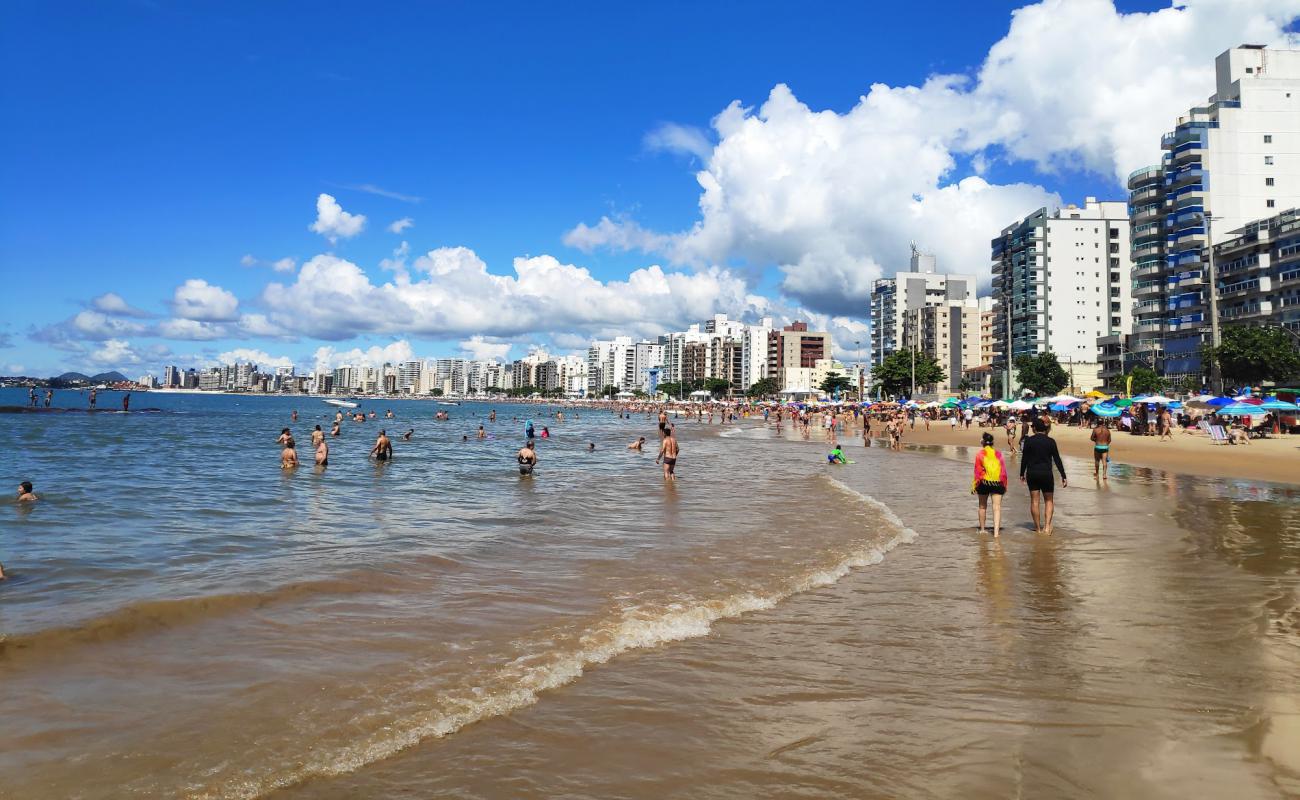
[1210,207,1300,334]
[992,197,1132,393]
[870,245,977,368]
[397,360,423,393]
[1126,45,1300,384]
[767,322,832,380]
[162,365,180,388]
[902,302,983,397]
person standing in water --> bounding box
[656,427,679,480]
[972,432,1008,537]
[281,439,299,469]
[517,441,538,476]
[122,393,130,412]
[311,425,324,448]
[314,437,329,467]
[1020,418,1066,535]
[1090,420,1112,480]
[370,430,393,461]
[44,390,53,408]
[88,387,97,409]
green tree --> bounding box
[955,377,976,395]
[990,374,1004,400]
[432,388,444,397]
[658,381,682,398]
[1126,365,1163,396]
[1014,352,1070,396]
[601,384,618,399]
[1203,326,1300,388]
[704,377,731,398]
[747,376,780,399]
[818,371,854,398]
[872,349,946,398]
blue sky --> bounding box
[2,0,1293,376]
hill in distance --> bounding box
[91,371,130,383]
[51,371,130,383]
[54,372,91,382]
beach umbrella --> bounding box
[1215,402,1267,417]
[1084,390,1107,399]
[1092,403,1122,418]
[1112,399,1132,408]
[1131,395,1171,404]
[1009,399,1034,411]
[1259,396,1300,411]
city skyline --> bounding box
[4,1,1299,377]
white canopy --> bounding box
[1009,399,1035,411]
[1131,394,1172,404]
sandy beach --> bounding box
[878,419,1300,486]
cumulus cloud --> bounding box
[309,193,367,242]
[261,248,767,343]
[171,279,240,322]
[217,348,294,369]
[567,0,1300,314]
[312,340,415,370]
[85,339,169,368]
[387,217,414,234]
[644,122,712,161]
[459,335,512,362]
[71,310,149,339]
[91,292,152,318]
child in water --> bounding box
[827,446,847,464]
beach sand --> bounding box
[879,419,1299,485]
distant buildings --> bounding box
[869,245,977,370]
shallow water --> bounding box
[1,389,1297,798]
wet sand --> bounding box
[275,428,1300,799]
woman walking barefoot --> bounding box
[972,432,1008,537]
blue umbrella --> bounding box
[1092,403,1122,418]
[1215,402,1267,417]
[1206,396,1233,407]
[1259,396,1300,411]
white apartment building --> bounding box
[632,341,664,392]
[1126,44,1300,383]
[901,302,983,397]
[992,197,1132,393]
[870,245,977,368]
[397,360,423,393]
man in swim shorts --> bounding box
[1020,418,1066,534]
[656,428,679,480]
[1090,420,1112,480]
[370,430,393,461]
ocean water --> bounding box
[1,387,1298,799]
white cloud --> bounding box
[387,217,414,234]
[157,318,228,341]
[237,313,291,338]
[88,339,143,367]
[261,248,764,342]
[171,279,240,322]
[644,122,712,161]
[217,348,294,369]
[71,310,148,339]
[566,0,1300,315]
[343,183,422,203]
[459,335,511,361]
[90,292,152,318]
[309,193,367,242]
[312,340,415,370]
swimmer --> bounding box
[540,427,550,439]
[281,442,299,469]
[489,409,497,423]
[588,442,595,452]
[402,429,414,441]
[477,425,486,439]
[315,438,329,466]
[517,441,538,476]
[277,428,294,446]
[385,409,394,419]
[291,410,298,422]
[17,481,38,502]
[311,425,324,447]
[370,430,393,461]
[331,421,341,437]
[628,436,646,451]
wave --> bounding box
[206,488,918,799]
[0,558,460,660]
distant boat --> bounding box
[437,401,459,406]
[323,399,358,409]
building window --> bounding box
[1264,135,1272,144]
[1266,177,1275,186]
[1265,156,1274,165]
[1268,199,1276,208]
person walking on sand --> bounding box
[1020,418,1066,535]
[972,432,1007,537]
[1090,420,1112,480]
[656,427,679,480]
